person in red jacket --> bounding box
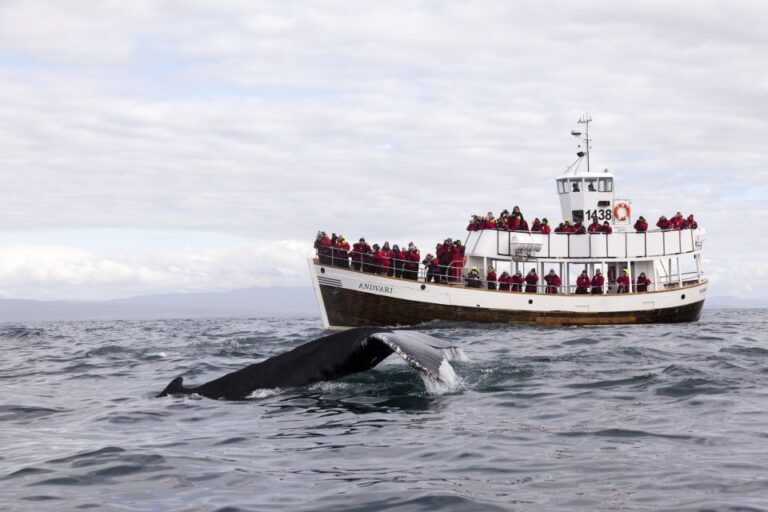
[422,254,440,283]
[588,219,601,233]
[486,267,497,290]
[379,242,393,275]
[544,269,561,294]
[333,236,350,268]
[437,238,453,283]
[449,241,465,283]
[576,270,590,294]
[670,211,684,230]
[636,272,652,292]
[315,231,333,265]
[351,237,372,272]
[572,220,586,234]
[561,221,575,233]
[510,271,525,292]
[682,214,698,229]
[483,212,497,230]
[508,214,521,231]
[656,215,671,230]
[591,269,605,294]
[524,269,539,293]
[498,271,511,291]
[634,216,649,232]
[370,243,383,273]
[616,268,630,293]
[530,218,542,232]
[540,218,552,234]
[404,244,420,280]
[518,217,530,232]
[600,221,613,234]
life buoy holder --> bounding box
[613,202,631,221]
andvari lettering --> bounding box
[359,283,393,294]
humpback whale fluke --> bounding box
[157,327,465,400]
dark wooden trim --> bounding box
[319,285,704,328]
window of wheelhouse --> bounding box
[585,178,597,192]
[570,178,582,193]
[557,179,568,194]
[598,178,613,192]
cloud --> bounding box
[0,241,313,300]
[0,1,766,299]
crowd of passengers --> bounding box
[467,207,698,234]
[464,267,652,294]
[314,231,653,294]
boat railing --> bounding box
[315,250,702,295]
[494,227,699,259]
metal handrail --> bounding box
[315,249,701,296]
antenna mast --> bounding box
[577,113,592,173]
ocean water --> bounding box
[1,310,767,512]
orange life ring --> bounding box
[613,202,631,221]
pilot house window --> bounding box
[557,179,568,194]
[598,178,613,192]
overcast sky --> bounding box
[0,1,766,300]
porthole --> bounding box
[420,284,426,290]
[681,294,686,300]
[320,268,325,274]
[528,299,533,305]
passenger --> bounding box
[508,213,522,231]
[510,271,525,292]
[334,236,350,268]
[487,267,497,290]
[518,216,530,232]
[423,254,441,283]
[540,218,552,234]
[572,220,586,235]
[466,267,482,288]
[524,269,539,293]
[530,218,542,232]
[590,269,605,294]
[554,222,565,234]
[670,211,684,230]
[682,214,698,229]
[449,240,465,283]
[634,216,649,232]
[391,244,404,278]
[466,215,478,231]
[351,237,371,271]
[588,218,601,233]
[588,181,596,192]
[404,244,420,280]
[437,238,453,283]
[544,269,561,294]
[483,212,497,230]
[636,272,652,292]
[498,271,511,291]
[562,220,574,233]
[600,221,613,234]
[656,215,671,230]
[572,182,580,192]
[316,231,333,265]
[379,242,393,275]
[371,244,383,274]
[616,268,630,293]
[576,270,591,294]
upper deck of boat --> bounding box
[466,226,705,262]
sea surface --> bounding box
[1,310,767,511]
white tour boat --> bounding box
[309,115,707,329]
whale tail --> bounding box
[157,376,187,397]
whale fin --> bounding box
[157,376,187,398]
[156,327,464,400]
[369,331,463,387]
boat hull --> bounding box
[308,260,707,328]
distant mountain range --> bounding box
[0,287,320,321]
[0,290,764,322]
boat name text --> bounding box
[359,283,393,294]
